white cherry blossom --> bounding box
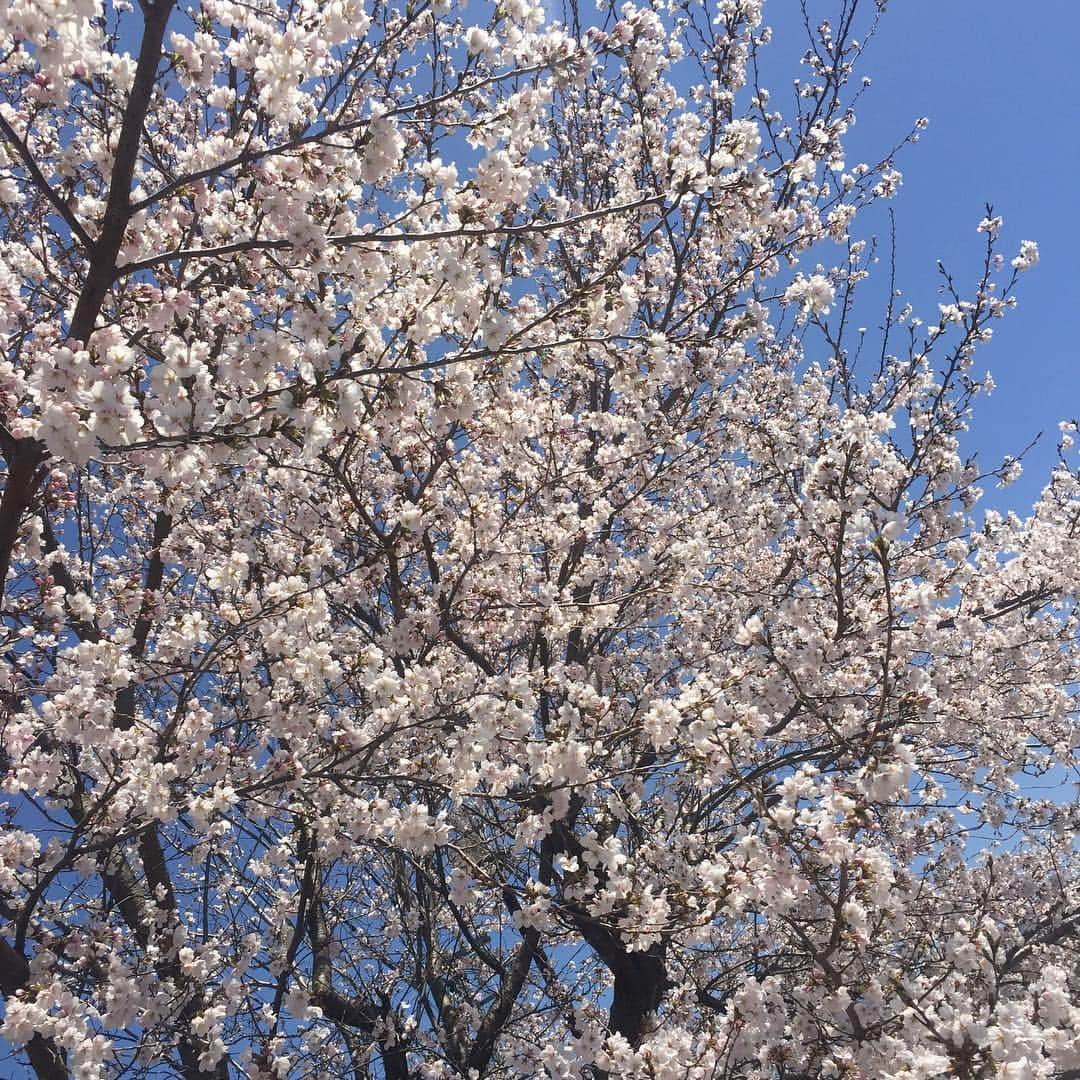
[0,1,1074,1078]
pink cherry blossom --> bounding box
[0,1,1075,1078]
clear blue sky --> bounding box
[771,1,1079,516]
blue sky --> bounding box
[770,0,1079,516]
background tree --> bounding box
[0,0,1077,1078]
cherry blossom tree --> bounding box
[0,0,1077,1077]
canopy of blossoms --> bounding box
[0,0,1076,1078]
